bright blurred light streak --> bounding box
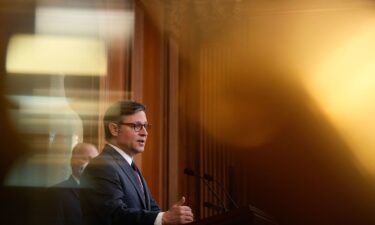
[6,34,107,76]
[35,6,134,40]
[305,18,375,174]
[8,95,83,134]
[5,94,83,187]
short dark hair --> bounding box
[103,101,146,141]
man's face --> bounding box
[114,111,148,156]
[72,144,98,178]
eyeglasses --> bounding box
[118,122,151,132]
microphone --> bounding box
[184,168,228,212]
[203,173,277,224]
[203,173,239,209]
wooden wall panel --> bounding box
[198,45,231,218]
[126,2,375,225]
[177,40,235,219]
[133,0,166,209]
[166,37,180,207]
[97,1,131,150]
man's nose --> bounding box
[139,126,148,136]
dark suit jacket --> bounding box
[80,144,160,225]
[50,175,82,225]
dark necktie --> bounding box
[131,162,144,194]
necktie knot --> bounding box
[131,162,138,171]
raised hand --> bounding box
[162,197,194,225]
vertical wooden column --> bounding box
[98,39,130,150]
[133,0,166,208]
[97,2,132,151]
[167,37,180,207]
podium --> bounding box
[188,205,278,225]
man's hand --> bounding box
[162,197,194,225]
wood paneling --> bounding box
[133,0,166,209]
[97,1,132,150]
[178,43,234,219]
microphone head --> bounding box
[184,168,196,176]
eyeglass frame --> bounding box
[117,122,151,132]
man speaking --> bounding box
[80,101,194,225]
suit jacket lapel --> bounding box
[105,145,146,208]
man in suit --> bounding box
[51,143,99,225]
[80,101,194,225]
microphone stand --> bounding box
[184,168,228,213]
[203,173,239,209]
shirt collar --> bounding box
[108,143,133,166]
[71,174,80,185]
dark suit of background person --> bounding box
[80,101,194,225]
[50,143,98,225]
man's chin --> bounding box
[134,148,145,153]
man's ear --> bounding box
[109,123,119,137]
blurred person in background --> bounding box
[50,143,99,225]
